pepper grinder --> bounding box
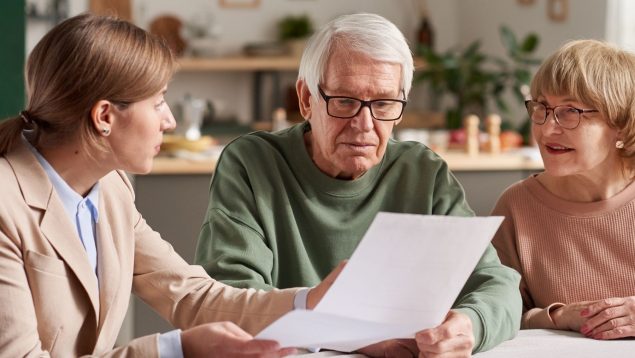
[464,114,480,156]
[486,113,501,154]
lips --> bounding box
[544,142,573,154]
[346,142,374,147]
[342,142,376,152]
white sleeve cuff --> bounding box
[293,288,320,352]
[293,287,311,310]
[159,329,184,358]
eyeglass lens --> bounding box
[329,98,404,120]
[527,102,581,129]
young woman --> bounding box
[0,14,338,357]
[492,39,635,340]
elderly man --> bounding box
[196,13,521,356]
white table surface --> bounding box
[291,329,635,357]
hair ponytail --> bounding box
[0,116,27,155]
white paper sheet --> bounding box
[257,212,504,352]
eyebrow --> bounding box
[325,87,402,99]
[537,97,579,106]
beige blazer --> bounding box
[0,141,298,357]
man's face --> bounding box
[299,50,403,179]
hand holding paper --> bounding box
[257,213,504,352]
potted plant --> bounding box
[278,14,313,57]
[415,26,541,130]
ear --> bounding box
[90,100,117,136]
[296,79,313,121]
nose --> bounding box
[349,105,374,132]
[162,105,177,132]
[541,109,563,134]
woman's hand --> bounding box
[579,297,635,339]
[180,321,296,358]
[415,310,474,358]
[550,301,594,331]
[306,260,347,309]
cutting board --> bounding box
[89,0,132,21]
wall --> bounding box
[133,0,457,55]
[1,1,25,119]
[26,0,87,53]
[458,0,607,59]
[157,0,610,124]
[455,0,608,125]
[131,0,460,123]
[23,1,615,124]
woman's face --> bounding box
[107,87,176,174]
[532,94,621,179]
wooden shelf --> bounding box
[177,56,301,72]
[177,56,425,72]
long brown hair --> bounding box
[0,13,175,155]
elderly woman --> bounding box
[0,14,339,357]
[492,39,635,340]
[196,13,521,357]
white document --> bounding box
[257,212,504,352]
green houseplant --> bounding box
[415,26,541,129]
[278,15,313,41]
[278,15,313,57]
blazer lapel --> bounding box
[95,209,121,332]
[7,141,101,323]
[40,199,101,315]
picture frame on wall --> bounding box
[219,0,261,8]
[547,0,568,22]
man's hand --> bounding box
[306,260,347,309]
[415,310,474,358]
[579,297,635,340]
[180,321,296,358]
[357,339,419,357]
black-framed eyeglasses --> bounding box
[318,86,407,121]
[525,100,599,130]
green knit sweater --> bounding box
[195,122,521,352]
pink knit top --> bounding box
[491,175,635,329]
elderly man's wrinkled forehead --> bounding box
[322,38,403,80]
[327,35,393,63]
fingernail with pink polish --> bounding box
[580,309,588,317]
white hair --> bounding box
[298,13,414,99]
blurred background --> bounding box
[2,0,634,346]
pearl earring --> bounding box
[101,127,111,135]
[616,140,625,149]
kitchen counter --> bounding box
[149,148,543,175]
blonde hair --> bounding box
[0,13,175,155]
[531,39,635,168]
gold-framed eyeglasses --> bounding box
[318,86,407,121]
[525,100,599,130]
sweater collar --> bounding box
[526,174,635,216]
